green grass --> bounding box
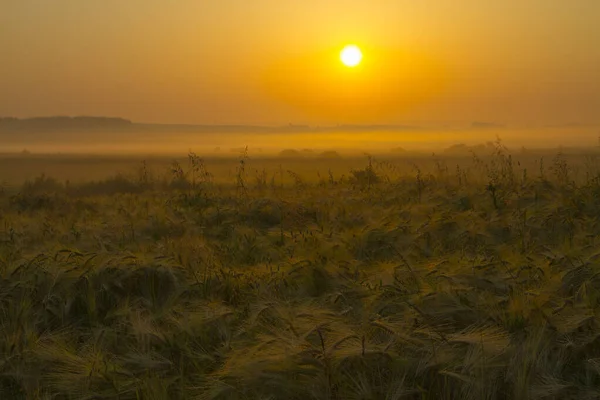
[2,145,600,399]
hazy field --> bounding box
[0,136,599,187]
[4,0,600,397]
[2,141,600,399]
[0,125,598,156]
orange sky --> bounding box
[1,1,599,126]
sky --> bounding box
[1,1,600,126]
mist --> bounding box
[1,125,598,157]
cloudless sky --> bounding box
[1,1,599,125]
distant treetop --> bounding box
[0,116,132,132]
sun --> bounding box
[340,45,363,67]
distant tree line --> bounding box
[0,116,133,132]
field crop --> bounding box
[2,143,600,399]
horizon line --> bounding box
[1,115,599,130]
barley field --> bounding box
[2,142,600,399]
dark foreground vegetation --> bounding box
[3,142,600,399]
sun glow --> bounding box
[340,45,362,67]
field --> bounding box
[2,142,600,399]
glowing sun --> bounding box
[340,45,363,67]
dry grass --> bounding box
[1,145,600,399]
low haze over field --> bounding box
[1,117,599,157]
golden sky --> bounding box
[1,1,599,126]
